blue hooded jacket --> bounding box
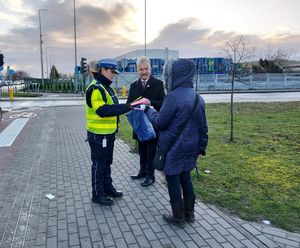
[146,59,208,175]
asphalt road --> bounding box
[0,92,299,111]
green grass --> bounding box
[118,102,300,232]
[118,116,137,151]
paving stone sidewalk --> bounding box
[0,106,299,248]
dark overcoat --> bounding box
[146,59,208,175]
[126,75,165,140]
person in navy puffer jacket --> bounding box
[144,59,208,228]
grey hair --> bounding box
[163,59,176,90]
[136,56,151,68]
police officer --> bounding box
[86,58,132,205]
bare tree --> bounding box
[223,36,256,141]
[265,46,295,71]
[12,70,29,81]
[271,48,294,71]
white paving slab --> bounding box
[0,118,29,147]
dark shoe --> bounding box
[163,213,186,228]
[106,189,123,198]
[92,195,114,206]
[141,177,155,187]
[163,201,186,228]
[184,197,195,223]
[130,173,146,180]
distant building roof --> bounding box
[115,49,179,60]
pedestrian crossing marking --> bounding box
[0,118,29,147]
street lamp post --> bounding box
[73,0,78,93]
[144,0,147,56]
[39,8,47,91]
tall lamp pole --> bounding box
[144,0,147,56]
[39,9,47,90]
[73,0,78,93]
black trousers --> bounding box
[137,139,157,179]
[88,131,116,197]
[166,171,195,203]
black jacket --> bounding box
[126,75,165,140]
[126,75,165,111]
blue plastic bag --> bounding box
[126,109,156,142]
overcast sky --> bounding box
[0,0,299,77]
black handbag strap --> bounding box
[165,93,199,153]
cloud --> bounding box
[1,0,34,15]
[149,18,300,60]
[0,0,35,31]
[0,0,139,76]
[0,1,299,77]
[149,18,241,57]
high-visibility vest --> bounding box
[85,79,117,134]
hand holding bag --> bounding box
[153,94,199,171]
[126,109,156,142]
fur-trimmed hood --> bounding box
[163,59,196,90]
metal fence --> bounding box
[195,73,300,91]
[111,73,300,92]
[2,73,299,94]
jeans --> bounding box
[88,131,115,197]
[166,170,195,203]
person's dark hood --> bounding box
[163,59,196,90]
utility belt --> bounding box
[86,131,115,147]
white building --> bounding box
[115,49,179,61]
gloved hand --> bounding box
[133,104,147,110]
[144,105,151,113]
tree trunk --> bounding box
[230,72,235,142]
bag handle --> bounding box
[165,93,199,153]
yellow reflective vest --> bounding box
[85,79,117,134]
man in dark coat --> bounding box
[126,56,165,187]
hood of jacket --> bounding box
[163,59,196,90]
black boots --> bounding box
[163,198,196,227]
[106,189,123,198]
[141,176,155,187]
[130,172,146,180]
[92,194,114,206]
[163,201,186,228]
[184,197,195,223]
